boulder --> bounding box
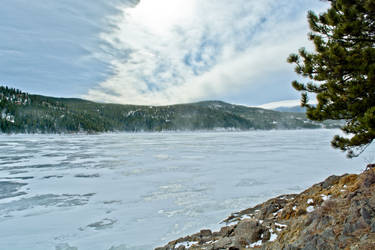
[213,237,232,249]
[219,226,234,237]
[233,219,263,246]
[199,229,212,243]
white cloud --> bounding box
[258,98,318,109]
[84,0,329,105]
[257,99,303,109]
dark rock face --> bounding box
[361,202,375,225]
[320,175,341,189]
[156,170,375,249]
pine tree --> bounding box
[288,0,375,157]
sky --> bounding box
[0,0,329,107]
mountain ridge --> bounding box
[0,86,340,133]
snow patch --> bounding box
[241,214,253,220]
[273,208,283,216]
[175,241,198,248]
[306,206,315,213]
[275,222,287,228]
[250,240,262,247]
[269,232,278,242]
[321,194,331,201]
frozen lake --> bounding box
[0,130,370,249]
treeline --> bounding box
[0,86,339,134]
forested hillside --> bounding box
[0,86,339,133]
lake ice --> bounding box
[0,130,370,250]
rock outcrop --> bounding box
[156,166,375,249]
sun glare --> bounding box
[126,0,195,34]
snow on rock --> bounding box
[175,241,198,248]
[321,194,331,201]
[275,222,287,232]
[275,222,287,228]
[241,214,253,220]
[249,240,262,247]
[306,206,315,213]
[273,208,283,216]
[269,232,278,242]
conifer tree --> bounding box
[288,0,375,157]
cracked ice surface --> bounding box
[0,130,368,249]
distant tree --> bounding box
[288,0,375,157]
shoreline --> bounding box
[0,128,338,136]
[156,167,375,249]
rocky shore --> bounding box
[156,165,375,249]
